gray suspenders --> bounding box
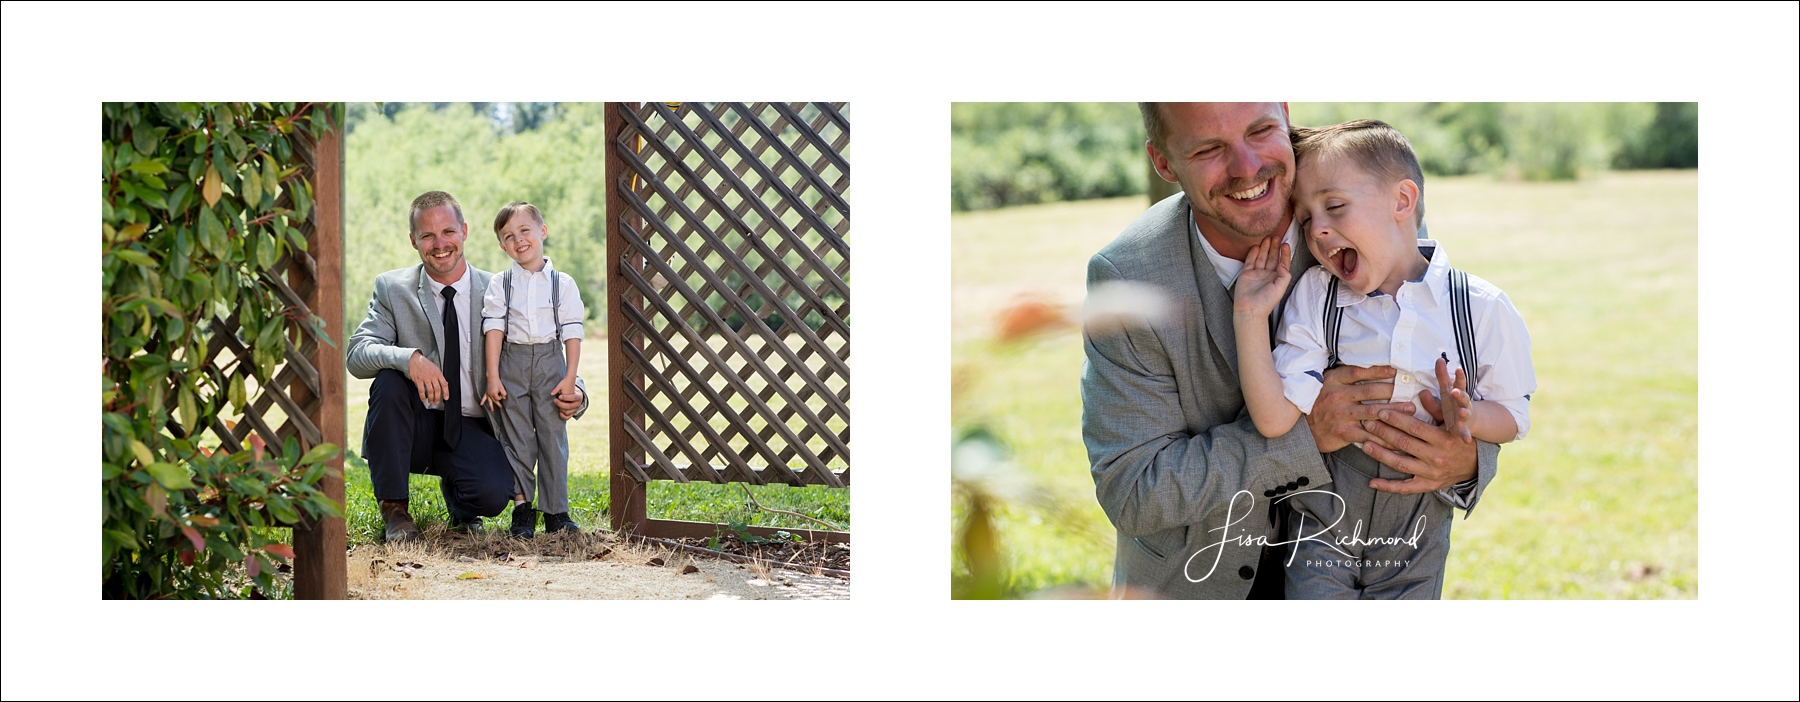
[501,266,574,343]
[1322,249,1480,400]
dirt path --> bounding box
[346,529,848,600]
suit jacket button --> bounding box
[1239,565,1255,580]
[1297,476,1309,486]
[1274,485,1288,495]
[1287,481,1299,490]
[1264,489,1276,497]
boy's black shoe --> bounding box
[542,511,580,534]
[509,502,538,538]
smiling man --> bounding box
[1081,103,1498,598]
[346,191,589,542]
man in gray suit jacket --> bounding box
[347,191,589,542]
[1083,103,1498,598]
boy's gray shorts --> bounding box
[493,341,570,515]
[1282,447,1455,600]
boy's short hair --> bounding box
[493,201,545,235]
[408,190,464,238]
[1291,120,1425,227]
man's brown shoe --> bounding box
[380,499,421,543]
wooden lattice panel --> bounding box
[609,102,849,489]
[186,130,334,460]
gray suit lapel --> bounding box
[1186,210,1240,376]
[1273,235,1319,338]
[468,268,489,383]
[413,264,442,359]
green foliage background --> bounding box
[950,102,1148,212]
[101,102,344,599]
[950,102,1699,211]
[342,102,608,340]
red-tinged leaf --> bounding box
[264,543,295,559]
[180,526,206,552]
[188,515,220,527]
[179,550,195,566]
[248,434,265,463]
[245,553,261,578]
[996,297,1071,342]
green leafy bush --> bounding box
[951,102,1147,211]
[101,102,344,599]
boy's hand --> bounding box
[553,384,584,420]
[1232,235,1290,316]
[481,378,506,412]
[1421,357,1475,444]
[552,378,576,406]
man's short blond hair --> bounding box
[1137,102,1167,152]
[492,201,545,235]
[408,190,464,237]
[1291,119,1426,227]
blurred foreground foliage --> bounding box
[101,102,344,598]
[951,102,1698,211]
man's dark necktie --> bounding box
[441,285,462,449]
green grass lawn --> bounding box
[340,334,849,546]
[951,171,1698,599]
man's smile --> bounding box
[1227,179,1270,202]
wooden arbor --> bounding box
[189,116,346,599]
[604,102,850,542]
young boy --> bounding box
[479,201,585,538]
[1231,120,1536,599]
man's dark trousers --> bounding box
[363,369,513,522]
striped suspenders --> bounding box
[1446,268,1480,401]
[1322,268,1480,400]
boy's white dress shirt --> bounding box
[480,257,586,344]
[1274,239,1536,442]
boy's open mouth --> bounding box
[1326,245,1359,281]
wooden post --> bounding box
[292,113,347,600]
[605,102,648,535]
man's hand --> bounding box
[1307,364,1416,453]
[1362,361,1478,494]
[408,351,449,404]
[553,383,585,420]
